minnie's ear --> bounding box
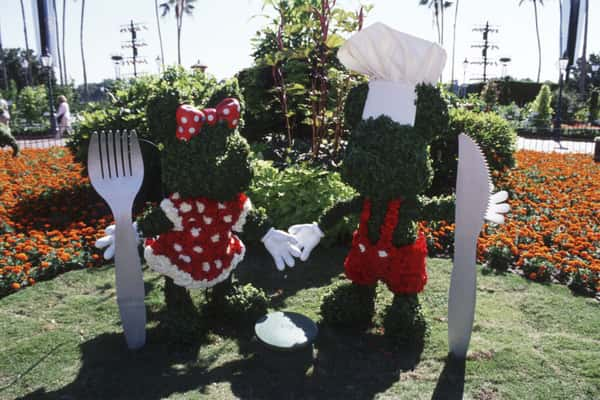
[344,82,369,132]
[147,89,182,144]
[414,83,449,142]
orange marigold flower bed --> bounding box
[421,150,599,294]
[0,148,110,297]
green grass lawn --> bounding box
[1,246,599,400]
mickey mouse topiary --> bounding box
[290,24,455,342]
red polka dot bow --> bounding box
[175,98,241,141]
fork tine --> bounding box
[119,131,127,177]
[88,132,103,180]
[107,131,115,179]
[115,130,125,177]
[99,131,109,179]
[129,130,144,174]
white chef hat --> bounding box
[338,22,447,126]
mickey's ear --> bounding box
[414,83,449,142]
[147,89,182,144]
[344,82,369,132]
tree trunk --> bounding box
[176,27,181,66]
[80,0,88,96]
[52,0,64,85]
[450,0,459,84]
[440,0,444,45]
[578,0,589,95]
[19,0,31,85]
[533,0,541,83]
[62,0,68,82]
[155,0,165,71]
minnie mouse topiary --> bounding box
[97,84,300,333]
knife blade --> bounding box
[448,133,492,359]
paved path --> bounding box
[517,137,595,154]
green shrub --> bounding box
[249,160,357,246]
[480,80,499,110]
[485,245,514,272]
[382,294,429,346]
[527,84,553,128]
[429,108,517,195]
[12,85,48,127]
[521,257,554,283]
[68,67,222,163]
[574,107,589,123]
[568,268,598,297]
[218,283,269,325]
[320,281,376,328]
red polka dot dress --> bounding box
[144,192,252,289]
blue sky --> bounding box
[0,0,598,85]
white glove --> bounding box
[288,223,324,262]
[262,228,302,271]
[95,222,140,260]
[485,190,510,224]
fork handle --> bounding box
[114,212,147,350]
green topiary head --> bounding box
[146,82,252,201]
[341,83,448,201]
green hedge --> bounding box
[466,80,557,106]
[429,108,517,195]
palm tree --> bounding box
[19,0,31,84]
[62,0,68,82]
[52,0,64,84]
[519,0,543,83]
[155,0,166,71]
[418,0,453,45]
[578,0,589,94]
[450,0,459,84]
[160,0,196,65]
[80,0,88,95]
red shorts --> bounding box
[343,199,428,294]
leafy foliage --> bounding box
[12,85,48,128]
[206,283,269,326]
[382,294,428,346]
[528,84,553,128]
[249,159,357,245]
[429,108,517,195]
[485,245,514,273]
[245,0,370,157]
[320,281,376,327]
[342,116,433,200]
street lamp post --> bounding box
[191,60,207,74]
[554,57,569,147]
[40,53,58,137]
[155,55,162,75]
[462,58,469,97]
[20,57,29,86]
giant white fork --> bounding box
[88,130,146,349]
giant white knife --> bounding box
[448,133,509,359]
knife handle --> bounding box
[448,240,477,359]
